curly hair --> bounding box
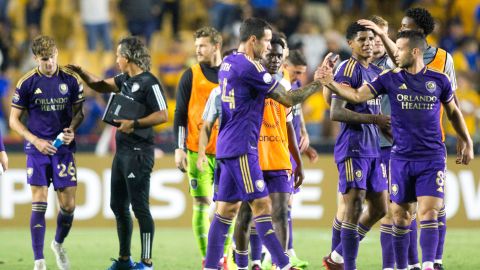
[31,35,57,57]
[194,26,222,47]
[405,8,435,36]
[118,36,151,71]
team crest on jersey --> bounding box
[131,82,140,92]
[355,169,363,180]
[255,179,266,192]
[27,167,33,178]
[190,179,198,190]
[425,81,436,93]
[391,184,399,196]
[59,84,68,95]
[263,73,273,84]
[13,91,20,102]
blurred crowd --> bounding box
[0,0,478,153]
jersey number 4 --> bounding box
[221,78,235,109]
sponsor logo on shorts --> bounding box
[355,169,363,180]
[27,167,33,178]
[255,179,265,192]
[190,179,198,190]
[391,184,399,196]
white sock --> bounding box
[383,268,394,270]
[287,249,296,257]
[409,263,421,269]
[398,268,408,270]
[281,263,292,270]
[252,260,261,266]
[434,259,443,264]
[331,250,344,263]
[422,261,434,269]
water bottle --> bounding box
[52,132,64,148]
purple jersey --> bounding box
[333,58,382,163]
[216,52,279,159]
[12,67,84,154]
[290,80,302,145]
[368,67,454,161]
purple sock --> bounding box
[31,202,47,260]
[408,217,419,265]
[205,214,233,268]
[436,206,446,261]
[287,207,293,250]
[333,222,369,257]
[380,224,395,269]
[254,215,289,268]
[340,222,358,270]
[420,220,439,265]
[392,224,410,269]
[55,208,74,244]
[331,217,342,252]
[235,249,249,269]
[250,227,262,261]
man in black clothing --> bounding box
[67,36,168,270]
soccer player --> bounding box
[67,36,168,270]
[360,9,458,269]
[321,22,390,270]
[173,26,232,267]
[10,35,85,270]
[202,17,324,270]
[233,35,305,270]
[317,30,473,270]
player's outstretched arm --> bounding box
[444,100,474,164]
[268,80,323,107]
[197,120,215,171]
[66,64,119,93]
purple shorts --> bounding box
[337,157,387,194]
[264,170,292,194]
[26,153,78,189]
[389,158,446,204]
[213,151,269,202]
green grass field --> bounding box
[1,228,479,269]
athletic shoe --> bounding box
[34,259,46,270]
[131,261,153,270]
[322,254,344,270]
[434,263,445,270]
[290,255,309,269]
[50,240,70,270]
[410,267,421,270]
[107,258,134,270]
[261,256,272,270]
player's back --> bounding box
[216,52,278,159]
[368,67,454,161]
[333,58,383,162]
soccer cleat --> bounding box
[107,258,135,270]
[251,264,261,270]
[434,263,445,270]
[222,256,229,270]
[131,261,153,270]
[290,255,309,269]
[410,267,421,270]
[50,240,70,270]
[322,254,344,270]
[34,259,46,270]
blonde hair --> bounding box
[31,35,57,57]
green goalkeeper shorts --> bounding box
[187,150,216,197]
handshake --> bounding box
[314,52,339,85]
